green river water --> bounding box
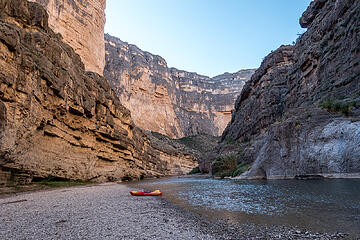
[129,177,360,237]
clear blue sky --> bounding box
[105,0,312,77]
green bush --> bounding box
[176,134,219,153]
[224,137,236,144]
[212,153,251,178]
[187,166,201,175]
[242,136,250,143]
[212,154,238,178]
[320,98,355,116]
[212,154,251,178]
[177,136,198,149]
[151,131,168,141]
[320,98,334,109]
[231,163,251,177]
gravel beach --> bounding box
[0,183,351,239]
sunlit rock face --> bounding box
[28,0,106,75]
[104,34,255,138]
[0,0,197,185]
[215,0,360,179]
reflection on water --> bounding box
[129,177,360,236]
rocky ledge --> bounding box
[0,0,196,185]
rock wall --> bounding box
[216,0,360,179]
[28,0,106,75]
[147,131,220,174]
[0,0,196,185]
[104,34,255,138]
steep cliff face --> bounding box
[147,131,220,174]
[104,34,255,138]
[28,0,106,75]
[0,0,196,185]
[215,0,360,179]
[170,68,255,138]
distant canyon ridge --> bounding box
[29,0,254,138]
[104,34,255,137]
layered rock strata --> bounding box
[0,0,196,185]
[147,131,220,174]
[215,0,360,179]
[104,34,255,138]
[28,0,106,75]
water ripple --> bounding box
[131,178,360,235]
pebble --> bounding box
[0,183,355,239]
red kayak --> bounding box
[130,190,162,196]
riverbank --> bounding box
[0,182,351,239]
[0,181,93,198]
[233,172,360,180]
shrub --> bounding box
[319,98,354,116]
[187,166,201,175]
[151,131,168,141]
[319,98,335,109]
[242,136,250,143]
[212,153,251,178]
[224,137,236,144]
[176,134,219,153]
[212,154,238,178]
[231,163,251,177]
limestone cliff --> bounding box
[0,0,196,185]
[147,131,220,174]
[104,34,255,138]
[213,0,360,179]
[28,0,106,75]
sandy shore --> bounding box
[0,183,350,239]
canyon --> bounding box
[0,0,250,185]
[211,0,360,179]
[0,0,197,185]
[104,34,255,138]
[1,0,359,238]
[1,0,359,184]
[29,0,255,139]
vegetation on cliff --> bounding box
[210,0,360,179]
[147,131,219,174]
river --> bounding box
[129,177,360,237]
